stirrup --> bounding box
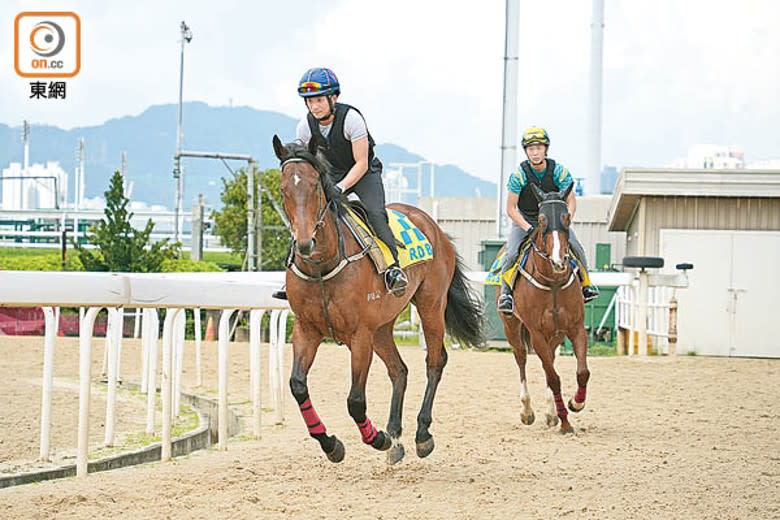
[582,285,599,303]
[385,266,408,296]
[272,288,288,300]
[497,294,514,314]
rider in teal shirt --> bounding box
[498,127,599,314]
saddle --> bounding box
[340,201,433,274]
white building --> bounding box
[667,144,744,169]
[1,162,68,210]
[746,159,780,169]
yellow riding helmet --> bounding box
[522,127,550,148]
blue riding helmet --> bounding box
[298,67,340,97]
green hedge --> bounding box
[0,250,223,273]
[0,254,84,271]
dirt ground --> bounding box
[0,335,778,519]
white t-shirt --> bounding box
[296,108,368,145]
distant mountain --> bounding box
[0,102,496,209]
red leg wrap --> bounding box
[554,393,568,418]
[356,417,378,444]
[574,386,587,404]
[299,398,326,435]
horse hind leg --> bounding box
[372,323,409,465]
[414,306,448,458]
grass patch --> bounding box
[588,342,618,356]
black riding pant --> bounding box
[348,171,399,263]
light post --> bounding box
[173,21,192,243]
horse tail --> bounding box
[444,253,487,349]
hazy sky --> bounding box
[1,0,778,186]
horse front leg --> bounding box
[502,316,535,426]
[531,330,574,434]
[372,323,409,465]
[568,325,590,413]
[289,324,345,462]
[347,333,392,454]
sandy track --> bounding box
[0,336,777,519]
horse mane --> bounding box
[282,140,348,215]
[282,141,335,190]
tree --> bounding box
[211,167,289,270]
[75,171,180,272]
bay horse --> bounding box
[272,135,485,464]
[498,182,590,434]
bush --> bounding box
[161,259,224,272]
[0,253,84,271]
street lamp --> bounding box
[173,21,192,243]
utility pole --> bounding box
[498,0,520,237]
[174,21,192,243]
[587,0,605,195]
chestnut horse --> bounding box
[498,183,590,434]
[272,135,485,464]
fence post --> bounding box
[668,296,678,356]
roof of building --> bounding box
[608,168,780,231]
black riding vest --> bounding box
[307,102,380,183]
[516,159,557,222]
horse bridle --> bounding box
[280,157,339,264]
[531,199,571,267]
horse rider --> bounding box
[497,126,600,314]
[272,67,408,300]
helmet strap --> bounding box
[320,95,336,122]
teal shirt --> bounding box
[507,161,573,194]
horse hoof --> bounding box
[521,411,535,425]
[568,398,585,413]
[545,414,559,428]
[325,437,345,463]
[371,431,392,451]
[416,436,435,458]
[386,441,405,465]
[559,425,575,435]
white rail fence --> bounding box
[0,270,289,478]
[0,268,687,481]
[615,271,689,356]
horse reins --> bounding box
[280,155,372,344]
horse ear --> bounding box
[272,135,288,161]
[561,181,574,200]
[308,136,319,156]
[531,183,545,203]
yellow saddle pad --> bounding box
[342,206,433,272]
[486,240,583,287]
[485,241,533,287]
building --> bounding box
[667,144,744,169]
[1,162,68,210]
[600,165,618,194]
[608,168,780,358]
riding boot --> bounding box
[272,285,288,300]
[385,263,408,297]
[497,281,514,314]
[573,258,600,303]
